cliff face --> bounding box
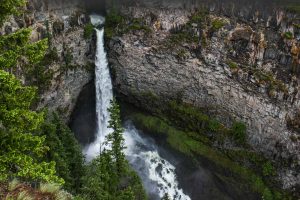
[107,4,300,191]
[1,0,95,120]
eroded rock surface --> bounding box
[107,4,300,191]
[0,0,95,120]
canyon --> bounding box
[2,0,299,199]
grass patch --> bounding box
[166,101,247,146]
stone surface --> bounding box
[0,0,96,120]
[107,5,300,191]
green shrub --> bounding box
[262,188,273,200]
[262,161,276,176]
[231,122,247,144]
[211,19,226,31]
[127,18,152,33]
[83,23,94,39]
[105,9,125,39]
[227,60,238,69]
[283,31,293,39]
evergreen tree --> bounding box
[106,98,126,178]
[43,113,85,193]
[0,70,62,183]
[81,99,147,200]
[0,0,61,184]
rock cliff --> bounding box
[107,2,300,192]
[1,0,95,120]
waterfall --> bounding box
[84,15,190,200]
[84,20,113,160]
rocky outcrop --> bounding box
[0,0,95,120]
[107,4,300,192]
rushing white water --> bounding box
[84,26,113,160]
[124,122,191,200]
[84,15,190,200]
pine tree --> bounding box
[81,99,147,200]
[106,98,126,178]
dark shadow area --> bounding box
[85,0,106,15]
[69,81,97,146]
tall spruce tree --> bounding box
[106,98,126,178]
[81,99,147,200]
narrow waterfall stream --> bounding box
[84,26,113,160]
[84,16,191,200]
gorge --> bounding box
[0,0,300,199]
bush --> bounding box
[211,19,226,31]
[231,122,247,144]
[227,60,238,69]
[283,31,293,39]
[262,188,273,200]
[83,23,94,39]
[262,161,276,176]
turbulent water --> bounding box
[84,15,191,200]
[124,122,191,200]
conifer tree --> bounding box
[0,70,62,183]
[0,0,61,184]
[106,98,126,178]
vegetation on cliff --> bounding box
[130,109,290,200]
[0,1,146,199]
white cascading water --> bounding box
[84,16,113,160]
[85,15,191,200]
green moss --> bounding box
[243,67,288,95]
[231,122,247,144]
[227,60,238,70]
[262,162,276,177]
[83,23,94,39]
[105,10,151,39]
[283,32,294,40]
[189,10,208,25]
[211,19,226,31]
[127,18,152,33]
[293,23,300,29]
[176,49,188,59]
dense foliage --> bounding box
[43,113,85,194]
[0,0,26,25]
[81,99,147,200]
[0,70,62,183]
